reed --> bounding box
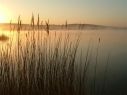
[0,15,95,95]
[102,50,111,95]
[93,38,100,95]
[0,14,113,95]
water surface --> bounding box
[0,29,127,94]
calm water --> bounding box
[0,29,127,94]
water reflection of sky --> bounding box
[79,30,127,94]
[0,29,127,94]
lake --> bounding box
[0,29,127,94]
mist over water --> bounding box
[0,29,127,94]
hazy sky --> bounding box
[0,0,127,27]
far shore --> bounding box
[0,23,127,30]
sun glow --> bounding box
[0,5,5,23]
[0,4,13,23]
[0,14,4,23]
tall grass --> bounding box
[0,15,94,95]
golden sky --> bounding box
[0,0,127,27]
